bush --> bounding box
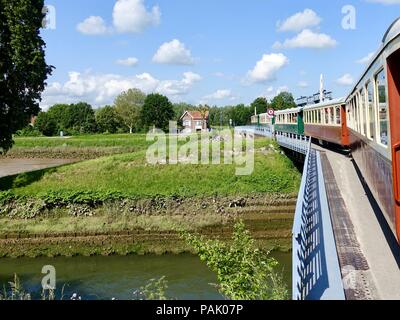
[182,221,288,300]
[15,126,41,137]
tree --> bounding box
[270,92,297,111]
[68,102,96,134]
[251,97,269,114]
[35,111,57,136]
[114,89,146,134]
[228,104,253,126]
[198,105,210,130]
[173,102,195,122]
[0,0,53,153]
[95,106,120,133]
[141,93,174,132]
[182,221,288,300]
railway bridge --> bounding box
[235,126,400,300]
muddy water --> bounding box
[0,253,291,300]
[0,158,76,178]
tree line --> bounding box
[24,90,297,137]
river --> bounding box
[0,253,291,300]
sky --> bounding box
[40,0,400,109]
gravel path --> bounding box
[0,158,77,178]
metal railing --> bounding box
[275,132,309,155]
[234,125,273,138]
[292,141,345,300]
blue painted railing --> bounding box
[292,140,345,300]
[234,125,273,138]
[275,132,309,155]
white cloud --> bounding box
[276,86,290,94]
[153,39,195,65]
[366,0,400,4]
[262,86,290,100]
[41,71,202,108]
[157,72,202,96]
[77,16,109,35]
[298,81,309,88]
[336,73,354,86]
[203,89,234,100]
[277,9,322,32]
[246,53,289,83]
[273,29,337,49]
[116,57,139,67]
[77,0,161,36]
[356,52,375,64]
[113,0,161,33]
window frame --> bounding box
[375,68,388,148]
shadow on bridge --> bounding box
[293,148,345,300]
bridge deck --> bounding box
[317,144,400,300]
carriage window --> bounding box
[318,110,321,124]
[376,69,388,146]
[360,90,366,136]
[367,81,375,140]
[336,107,341,125]
[329,107,334,124]
[324,108,329,124]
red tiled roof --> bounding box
[181,110,209,120]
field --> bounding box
[6,134,152,159]
[0,134,301,257]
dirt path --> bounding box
[0,158,77,178]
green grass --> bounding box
[2,139,300,198]
[13,134,151,148]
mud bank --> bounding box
[0,195,296,258]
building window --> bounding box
[376,69,388,146]
[184,120,191,127]
[366,81,375,140]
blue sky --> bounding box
[40,0,400,109]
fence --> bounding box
[292,140,345,300]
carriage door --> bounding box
[387,49,400,241]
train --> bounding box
[251,17,400,242]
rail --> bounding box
[275,132,309,155]
[292,141,345,300]
[234,125,273,138]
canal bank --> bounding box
[0,194,295,258]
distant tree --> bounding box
[35,112,57,136]
[173,102,195,122]
[95,106,120,133]
[141,94,174,132]
[251,97,269,114]
[198,105,210,129]
[68,102,97,134]
[0,0,53,153]
[114,89,146,134]
[46,104,70,132]
[36,103,96,136]
[209,106,228,128]
[270,92,296,111]
[228,104,252,126]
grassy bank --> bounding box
[5,134,152,159]
[0,135,300,257]
[1,141,300,198]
